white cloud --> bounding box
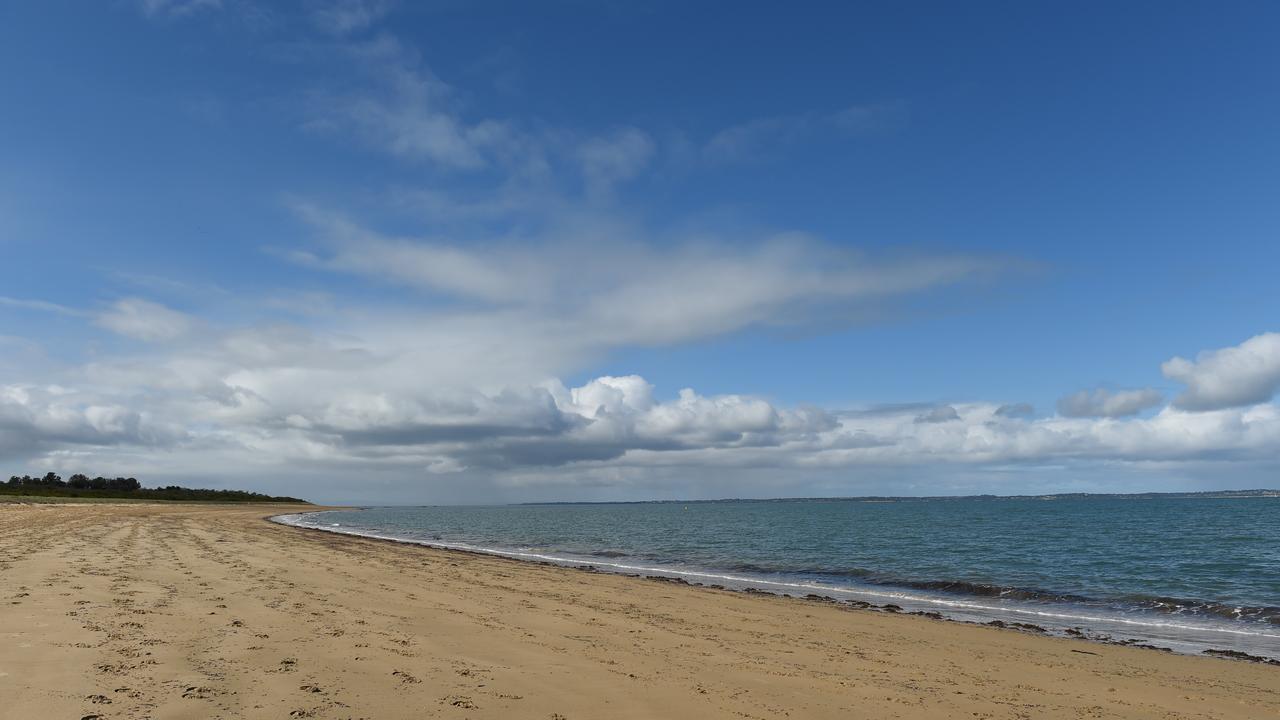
[0,384,182,461]
[289,209,1001,350]
[560,375,655,417]
[138,0,222,18]
[10,344,1280,498]
[915,405,960,423]
[95,298,194,342]
[1056,387,1163,418]
[705,103,894,162]
[5,287,1280,501]
[1163,332,1280,411]
[309,36,522,170]
[578,127,655,198]
[311,0,395,35]
[0,296,83,316]
[994,403,1033,418]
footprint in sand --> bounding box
[183,686,215,699]
[391,670,421,684]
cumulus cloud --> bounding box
[914,405,960,423]
[12,239,1271,501]
[2,348,835,474]
[0,384,182,461]
[812,402,1280,469]
[95,298,194,342]
[994,403,1034,419]
[7,312,1280,501]
[1163,332,1280,411]
[1056,387,1163,418]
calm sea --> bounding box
[275,495,1280,660]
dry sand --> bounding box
[2,503,1276,719]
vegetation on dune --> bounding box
[3,472,308,503]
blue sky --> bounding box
[2,1,1279,503]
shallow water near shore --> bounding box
[275,495,1280,660]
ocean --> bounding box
[274,494,1280,661]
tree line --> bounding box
[3,472,307,503]
[9,473,141,491]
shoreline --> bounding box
[273,507,1280,665]
[4,502,1277,719]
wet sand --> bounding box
[2,502,1276,719]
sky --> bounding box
[1,1,1278,504]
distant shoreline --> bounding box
[515,488,1280,506]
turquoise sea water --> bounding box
[276,495,1280,660]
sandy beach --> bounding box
[2,503,1276,719]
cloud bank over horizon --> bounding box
[3,263,1278,502]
